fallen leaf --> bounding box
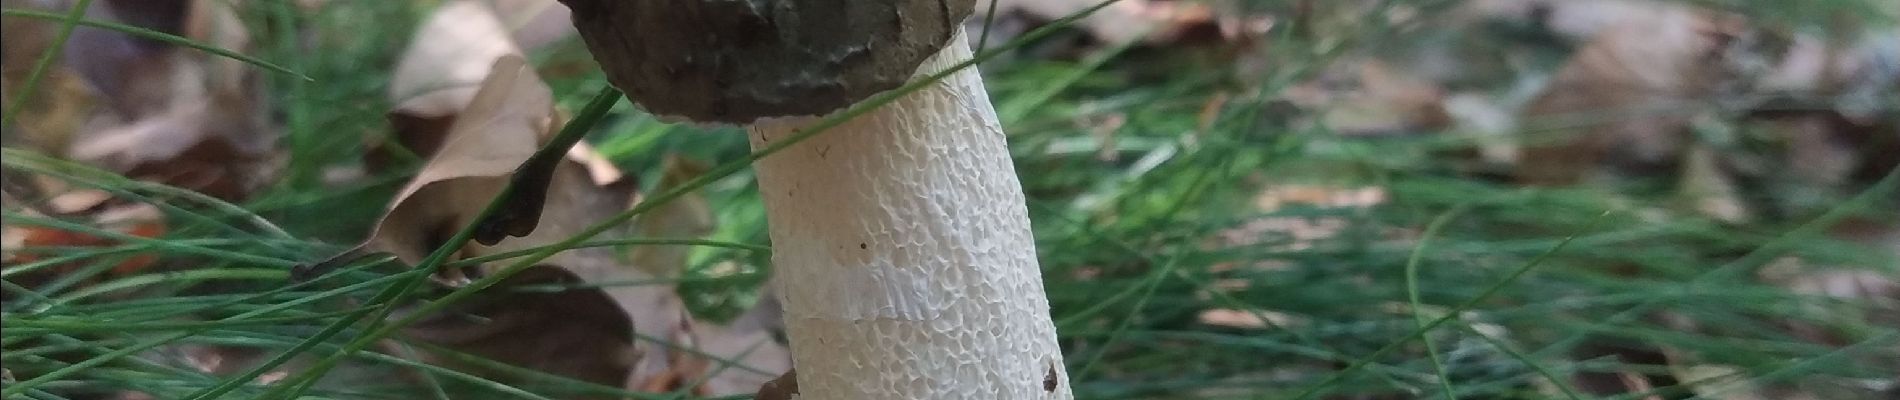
[368,0,588,246]
[372,0,531,171]
[3,189,167,296]
[387,0,524,118]
[613,155,789,395]
[43,0,280,201]
[1197,308,1298,330]
[355,47,787,397]
[624,156,714,278]
[1759,219,1900,347]
[565,140,626,187]
[1675,144,1751,223]
[1350,60,1453,134]
[1286,60,1452,137]
[753,369,799,400]
[399,265,640,392]
[670,319,793,396]
[1,0,101,155]
[314,54,550,279]
[1514,6,1748,185]
[348,49,662,394]
[340,3,790,395]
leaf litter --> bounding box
[2,0,274,296]
[309,1,788,396]
[4,0,1896,398]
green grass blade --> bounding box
[0,9,311,80]
[1407,205,1471,400]
[0,0,95,129]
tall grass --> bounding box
[3,0,1896,399]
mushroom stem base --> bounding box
[747,28,1072,400]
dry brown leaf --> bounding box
[627,285,787,396]
[1352,61,1453,133]
[1759,220,1900,347]
[753,369,800,400]
[347,4,791,394]
[27,0,282,201]
[1284,60,1452,136]
[327,54,554,278]
[353,52,664,394]
[360,48,788,396]
[1196,308,1298,330]
[399,266,640,393]
[373,0,527,173]
[624,156,714,278]
[373,0,592,177]
[0,69,96,155]
[1514,6,1748,185]
[389,0,525,118]
[663,317,793,396]
[384,0,575,118]
[1767,116,1862,191]
[1,0,101,155]
[565,141,625,187]
[1253,185,1387,211]
[1675,144,1751,223]
[1,188,167,299]
[613,156,790,395]
[12,204,164,275]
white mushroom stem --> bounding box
[747,27,1072,399]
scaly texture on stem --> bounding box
[747,28,1071,399]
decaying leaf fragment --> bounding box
[303,54,555,282]
[5,0,276,202]
[331,2,791,391]
[398,265,640,392]
[54,0,280,201]
[338,51,656,394]
[1282,60,1452,136]
[387,0,527,123]
[613,157,789,396]
[1,0,99,155]
[1,188,167,299]
[372,0,591,245]
[1513,7,1748,185]
[623,156,713,277]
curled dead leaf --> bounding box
[398,266,639,392]
[303,54,554,280]
[335,3,792,395]
[1514,6,1749,185]
[388,0,525,117]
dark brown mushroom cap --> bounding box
[559,0,977,124]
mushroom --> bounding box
[559,0,1073,398]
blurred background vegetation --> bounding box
[2,0,1895,399]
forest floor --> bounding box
[2,0,1896,399]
